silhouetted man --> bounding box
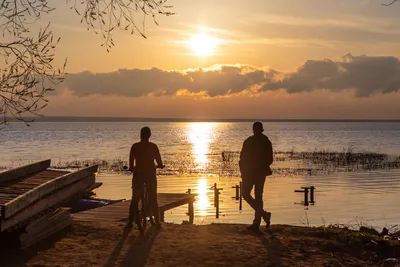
[239,122,273,232]
[127,126,164,228]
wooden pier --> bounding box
[0,160,98,249]
[0,160,197,249]
[72,193,197,224]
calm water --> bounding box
[1,121,400,227]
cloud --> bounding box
[263,54,400,97]
[63,64,276,97]
[62,54,400,98]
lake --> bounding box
[1,121,399,228]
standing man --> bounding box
[127,126,164,229]
[239,122,273,232]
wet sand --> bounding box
[1,221,390,267]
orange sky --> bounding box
[21,0,400,118]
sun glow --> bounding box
[195,178,211,216]
[187,122,217,169]
[188,34,220,57]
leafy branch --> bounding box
[0,0,173,125]
[0,24,66,125]
[67,0,174,51]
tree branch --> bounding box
[0,23,65,125]
[67,0,174,51]
[0,0,173,125]
[382,0,399,6]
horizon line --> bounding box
[6,116,400,123]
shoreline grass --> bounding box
[2,149,399,177]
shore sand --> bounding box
[1,220,394,267]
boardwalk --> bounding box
[0,160,98,248]
[0,169,70,208]
[0,160,97,232]
[73,193,197,223]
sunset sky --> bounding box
[40,0,400,119]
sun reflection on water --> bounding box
[195,177,211,216]
[187,122,217,169]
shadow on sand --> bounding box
[259,230,284,267]
[120,226,161,267]
[103,225,160,267]
[103,226,133,267]
[0,226,70,267]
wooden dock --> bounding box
[72,193,197,223]
[0,160,97,231]
[0,160,197,249]
[0,169,70,208]
[0,160,98,249]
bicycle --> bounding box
[123,165,164,233]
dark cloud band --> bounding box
[63,54,400,98]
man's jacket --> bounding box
[239,134,273,178]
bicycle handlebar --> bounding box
[122,165,165,172]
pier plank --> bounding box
[0,175,95,231]
[1,165,98,218]
[0,170,70,207]
[0,160,51,184]
[73,193,197,223]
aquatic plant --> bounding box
[2,148,399,177]
[218,148,400,177]
[52,158,128,172]
[47,149,400,177]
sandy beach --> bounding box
[1,220,398,267]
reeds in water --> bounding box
[2,148,399,177]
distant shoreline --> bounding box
[5,116,400,123]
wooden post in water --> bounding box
[186,188,194,224]
[211,183,222,218]
[215,187,220,219]
[295,186,315,207]
[304,187,309,206]
[309,186,315,204]
[239,181,243,211]
[212,183,217,207]
[301,187,310,206]
[188,200,194,224]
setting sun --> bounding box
[188,34,220,56]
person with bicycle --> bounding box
[127,126,164,229]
